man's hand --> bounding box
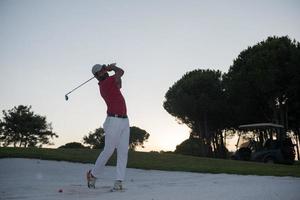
[105,63,117,71]
[105,63,124,77]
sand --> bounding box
[0,158,299,200]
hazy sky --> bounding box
[1,0,300,151]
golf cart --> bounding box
[232,123,295,164]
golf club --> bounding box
[65,76,95,101]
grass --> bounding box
[0,147,299,177]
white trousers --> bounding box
[91,116,130,181]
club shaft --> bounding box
[66,76,95,96]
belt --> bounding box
[107,114,128,118]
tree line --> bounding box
[164,36,300,158]
[0,105,150,150]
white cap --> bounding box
[92,64,104,75]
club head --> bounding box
[65,95,69,101]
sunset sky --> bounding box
[1,0,300,151]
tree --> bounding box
[83,128,105,149]
[224,36,300,155]
[129,126,150,150]
[83,126,150,150]
[163,69,229,158]
[224,36,300,131]
[0,105,58,147]
[58,142,87,149]
[175,137,211,157]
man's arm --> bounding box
[105,63,124,88]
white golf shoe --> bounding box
[86,170,96,189]
[112,180,123,191]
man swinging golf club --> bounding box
[87,63,130,191]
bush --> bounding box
[58,142,87,149]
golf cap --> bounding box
[92,64,105,75]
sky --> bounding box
[1,0,300,152]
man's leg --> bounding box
[91,142,115,178]
[91,118,119,178]
[116,118,130,181]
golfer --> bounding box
[87,63,130,191]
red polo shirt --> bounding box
[99,76,127,116]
